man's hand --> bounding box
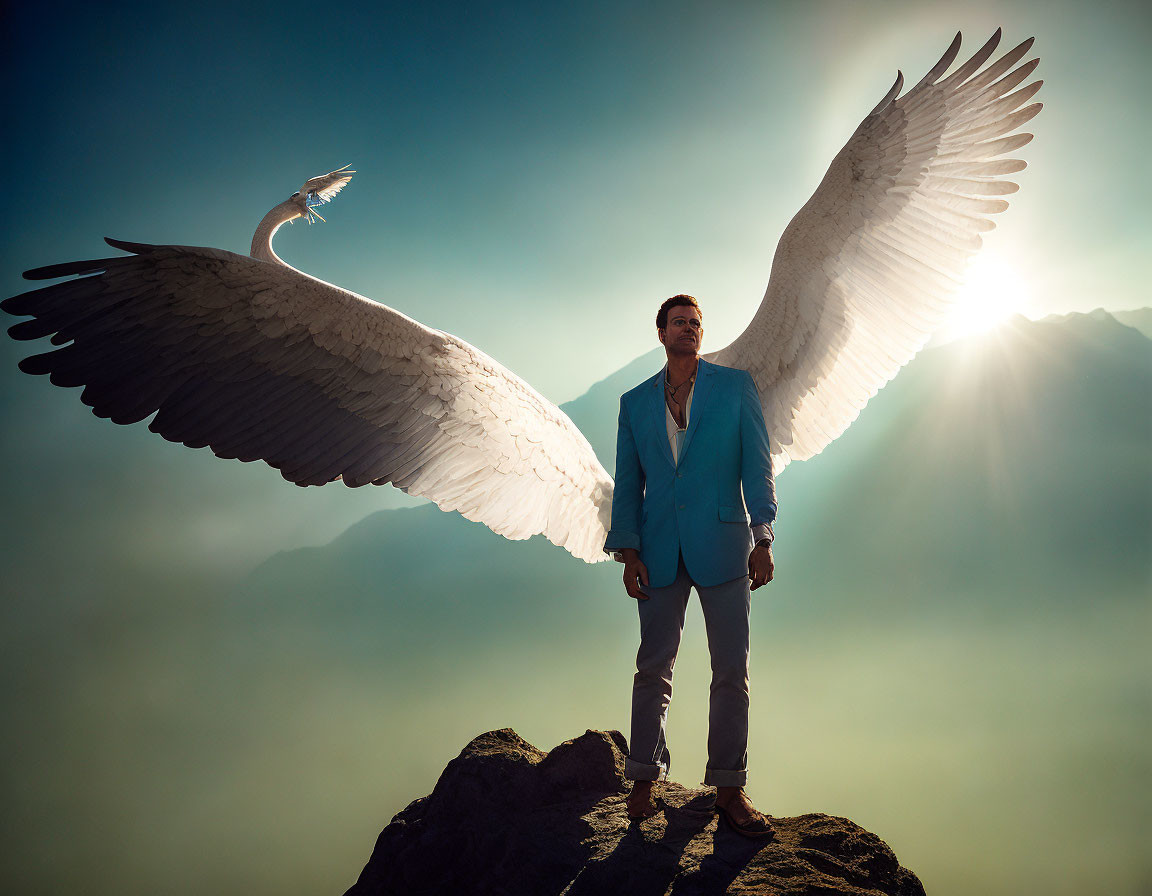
[748,543,774,591]
[621,548,650,600]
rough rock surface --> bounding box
[344,729,925,896]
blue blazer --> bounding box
[604,358,777,589]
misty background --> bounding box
[2,1,1150,895]
[2,311,1148,896]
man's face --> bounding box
[659,304,703,356]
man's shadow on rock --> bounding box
[566,791,768,896]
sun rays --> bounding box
[941,253,1037,343]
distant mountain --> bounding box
[238,310,1151,631]
[561,348,663,462]
[1108,307,1152,341]
[1040,307,1152,340]
[780,310,1151,616]
[4,307,1145,642]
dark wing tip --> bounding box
[21,238,152,281]
[17,350,57,376]
[867,70,904,117]
[104,237,159,253]
[22,257,122,281]
[1012,35,1036,55]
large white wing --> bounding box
[3,241,613,562]
[708,30,1042,471]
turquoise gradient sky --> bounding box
[3,0,1149,405]
[1,5,1150,893]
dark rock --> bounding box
[344,729,924,896]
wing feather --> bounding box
[710,31,1041,472]
[3,242,613,562]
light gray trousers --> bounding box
[625,554,751,787]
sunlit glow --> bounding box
[942,254,1035,341]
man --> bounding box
[604,294,777,837]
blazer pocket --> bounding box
[718,505,750,524]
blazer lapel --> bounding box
[650,367,676,469]
[677,358,715,465]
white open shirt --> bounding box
[662,367,772,546]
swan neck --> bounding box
[251,199,302,266]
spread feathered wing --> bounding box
[3,241,614,562]
[708,29,1042,471]
[2,31,1039,563]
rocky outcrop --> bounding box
[345,729,924,896]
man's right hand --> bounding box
[621,548,650,600]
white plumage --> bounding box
[709,30,1041,473]
[2,31,1040,563]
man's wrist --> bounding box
[751,520,774,546]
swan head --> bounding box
[290,164,356,223]
[251,165,357,264]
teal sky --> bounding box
[3,0,1149,405]
[1,5,1150,893]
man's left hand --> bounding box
[748,544,774,590]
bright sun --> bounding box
[942,254,1034,340]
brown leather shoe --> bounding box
[718,801,774,838]
[626,782,656,820]
[715,797,775,838]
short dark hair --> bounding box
[656,295,703,330]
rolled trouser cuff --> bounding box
[703,766,748,787]
[625,756,665,781]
